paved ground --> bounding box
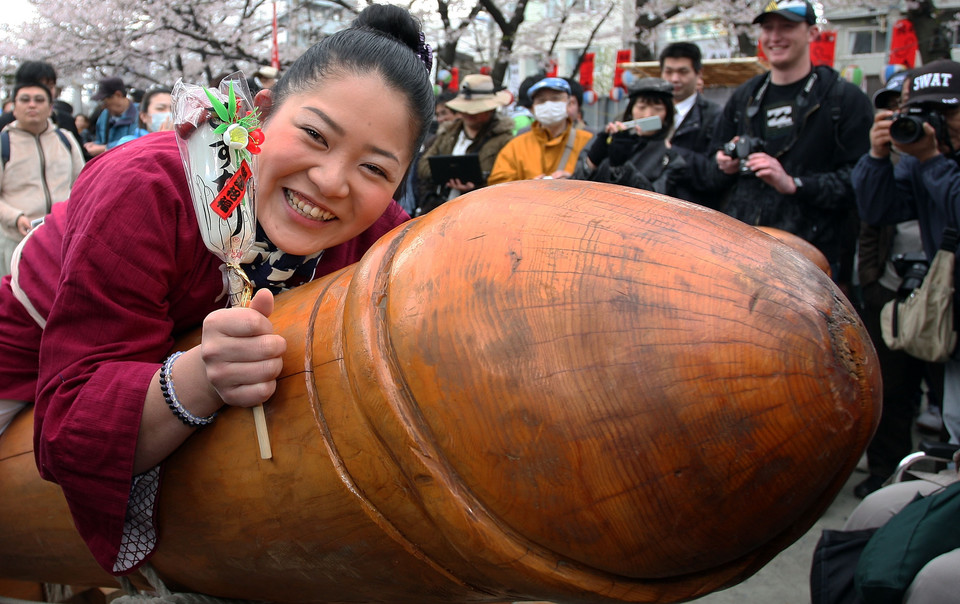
[686,469,864,603]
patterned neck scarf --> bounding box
[241,223,324,294]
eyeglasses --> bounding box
[16,95,49,105]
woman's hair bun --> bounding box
[352,4,422,55]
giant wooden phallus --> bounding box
[0,180,879,603]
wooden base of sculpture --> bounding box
[0,181,880,603]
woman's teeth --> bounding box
[285,189,336,221]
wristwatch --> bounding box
[793,177,803,192]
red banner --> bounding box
[810,30,836,67]
[889,18,919,68]
[613,50,632,89]
[546,59,558,78]
[449,66,459,91]
[580,53,595,91]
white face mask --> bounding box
[534,101,568,126]
[150,112,171,132]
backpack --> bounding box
[856,481,960,603]
[1,128,74,167]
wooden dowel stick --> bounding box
[252,404,272,459]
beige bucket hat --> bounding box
[445,74,513,115]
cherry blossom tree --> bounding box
[0,0,282,90]
[2,0,956,95]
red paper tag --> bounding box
[811,30,836,67]
[211,160,252,219]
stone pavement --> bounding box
[686,469,864,603]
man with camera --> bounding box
[851,69,946,499]
[713,0,873,284]
[854,59,960,447]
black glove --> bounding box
[586,134,610,166]
[607,131,637,167]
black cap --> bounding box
[753,0,817,26]
[627,77,674,100]
[91,77,125,101]
[873,71,909,110]
[905,60,960,108]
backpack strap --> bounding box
[1,128,73,168]
[825,69,845,151]
[54,128,72,153]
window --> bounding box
[849,29,886,55]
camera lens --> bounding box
[890,115,926,144]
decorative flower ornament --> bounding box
[246,128,265,154]
[224,123,249,150]
[203,83,264,168]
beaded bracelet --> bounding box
[159,351,218,427]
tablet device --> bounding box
[427,154,485,186]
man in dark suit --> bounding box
[659,42,723,208]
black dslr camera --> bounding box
[890,106,945,144]
[891,251,930,300]
[723,136,765,175]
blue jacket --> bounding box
[95,102,140,149]
[854,152,960,257]
[853,152,960,298]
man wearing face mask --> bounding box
[487,77,593,184]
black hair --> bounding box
[623,92,675,137]
[13,81,52,104]
[15,60,57,85]
[659,42,703,73]
[563,77,584,110]
[437,89,457,105]
[518,73,546,109]
[272,4,434,156]
[138,87,172,129]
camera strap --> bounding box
[746,70,818,120]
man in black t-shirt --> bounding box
[712,0,873,282]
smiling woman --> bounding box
[0,2,434,578]
[256,75,416,257]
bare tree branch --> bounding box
[569,1,617,78]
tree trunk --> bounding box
[480,0,530,87]
[908,1,954,63]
